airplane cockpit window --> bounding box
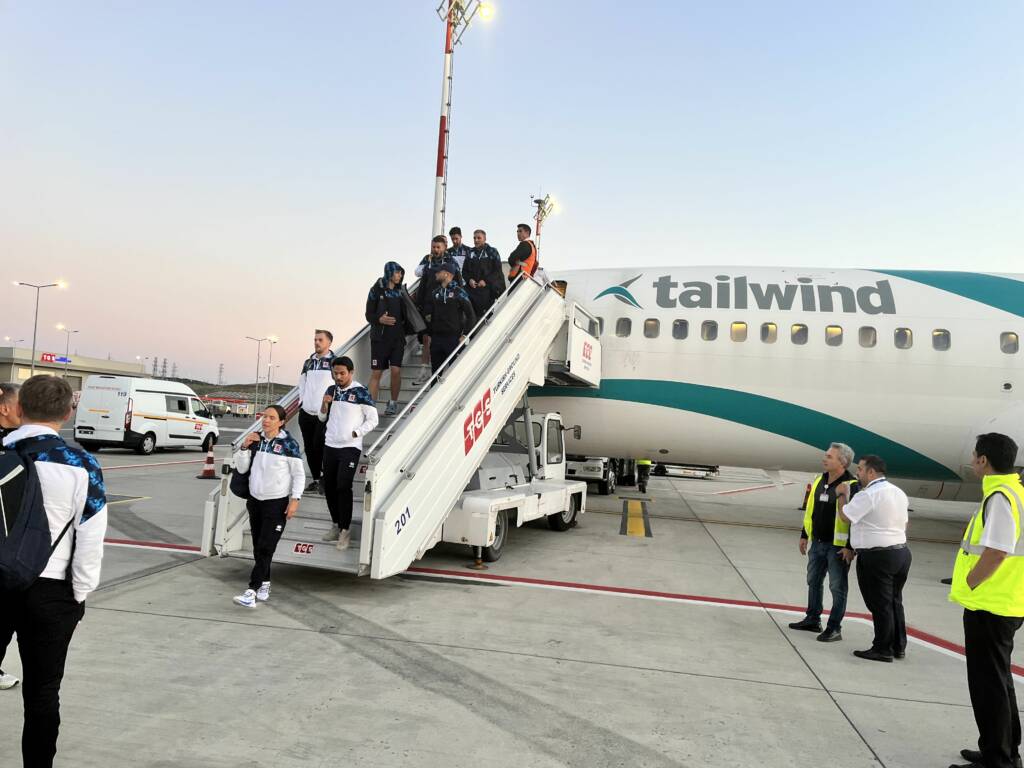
[791,324,808,345]
[932,329,951,351]
[730,322,747,342]
[895,328,913,349]
[1001,332,1019,354]
[615,318,632,338]
[672,319,689,340]
[644,319,660,338]
[701,320,718,341]
[825,325,843,347]
[761,323,778,343]
[859,326,877,348]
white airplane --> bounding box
[529,267,1024,500]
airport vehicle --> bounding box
[204,275,600,577]
[565,455,637,495]
[75,376,219,454]
[531,267,1024,500]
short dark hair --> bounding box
[976,433,1019,474]
[315,329,334,342]
[332,356,354,371]
[264,404,287,422]
[473,229,486,237]
[0,382,20,407]
[517,223,532,236]
[448,226,461,237]
[431,235,447,245]
[19,375,73,423]
[859,454,887,475]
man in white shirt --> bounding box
[318,356,378,551]
[0,375,107,767]
[837,454,911,663]
[296,329,335,493]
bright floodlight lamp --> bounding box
[437,0,494,45]
[478,2,496,22]
[531,193,559,255]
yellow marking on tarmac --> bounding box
[107,496,151,506]
[626,500,646,537]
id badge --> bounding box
[819,492,830,502]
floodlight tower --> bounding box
[431,0,495,237]
[531,193,557,255]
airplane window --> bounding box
[895,328,913,349]
[615,318,632,338]
[859,326,877,348]
[701,321,718,341]
[932,329,951,351]
[791,324,808,345]
[1001,332,1019,354]
[644,319,660,339]
[596,317,604,336]
[730,322,748,342]
[672,319,689,340]
[761,323,778,343]
[825,325,843,347]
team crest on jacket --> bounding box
[348,394,356,402]
[273,444,282,453]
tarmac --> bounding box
[0,438,1012,768]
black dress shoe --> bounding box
[817,628,842,642]
[894,650,905,659]
[959,749,1023,768]
[853,648,893,663]
[788,617,823,632]
[306,479,320,493]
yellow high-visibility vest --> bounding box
[949,473,1024,617]
[802,474,856,547]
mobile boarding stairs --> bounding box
[202,275,603,579]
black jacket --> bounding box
[426,283,477,337]
[365,279,406,340]
[464,244,505,299]
[415,255,462,309]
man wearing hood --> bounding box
[365,261,408,417]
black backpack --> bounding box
[229,442,260,500]
[0,437,74,591]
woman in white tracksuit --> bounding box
[232,405,305,607]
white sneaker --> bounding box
[412,371,431,386]
[384,401,398,417]
[233,589,257,608]
[336,529,351,551]
[0,671,19,690]
[321,524,340,542]
[256,582,271,602]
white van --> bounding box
[74,376,219,455]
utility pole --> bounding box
[218,363,224,386]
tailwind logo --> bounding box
[594,274,643,309]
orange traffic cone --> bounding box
[798,482,811,510]
[197,449,217,479]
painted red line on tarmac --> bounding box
[104,537,202,553]
[699,481,795,496]
[405,567,1021,676]
[102,459,207,471]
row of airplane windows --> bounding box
[595,318,1022,354]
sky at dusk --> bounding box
[1,1,1021,384]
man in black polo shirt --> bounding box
[789,442,859,642]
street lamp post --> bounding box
[265,336,279,407]
[13,280,67,375]
[55,324,79,378]
[431,0,495,237]
[245,336,268,413]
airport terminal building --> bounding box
[0,344,147,392]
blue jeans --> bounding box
[805,539,849,630]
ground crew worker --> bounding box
[446,226,471,273]
[365,261,407,417]
[464,229,505,316]
[636,459,653,494]
[296,329,335,493]
[837,454,911,663]
[788,442,858,643]
[231,405,304,608]
[507,223,538,282]
[414,236,462,385]
[425,263,476,374]
[0,382,20,692]
[318,357,378,551]
[948,433,1024,768]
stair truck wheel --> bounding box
[548,493,580,531]
[482,509,509,562]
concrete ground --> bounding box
[0,452,1007,768]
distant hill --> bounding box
[167,379,292,401]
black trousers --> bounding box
[964,609,1024,768]
[855,546,912,656]
[467,287,496,318]
[0,620,12,670]
[323,446,362,531]
[298,410,326,481]
[247,497,289,590]
[0,578,84,768]
[430,334,461,373]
